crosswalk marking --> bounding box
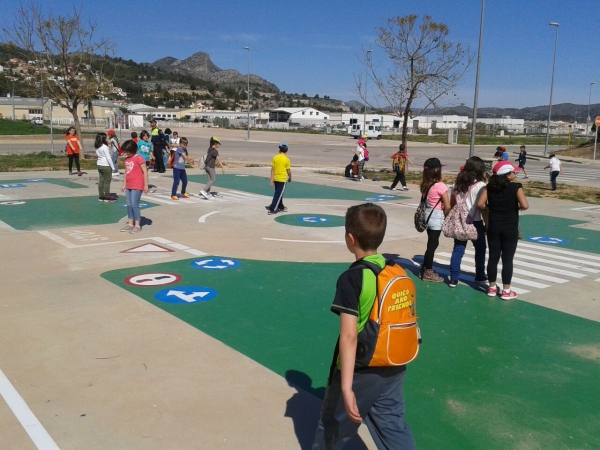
[148,190,269,206]
[520,168,597,184]
[426,242,600,297]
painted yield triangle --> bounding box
[121,243,174,253]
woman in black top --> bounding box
[477,161,529,300]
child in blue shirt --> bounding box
[171,137,194,200]
[137,130,152,167]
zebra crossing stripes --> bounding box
[520,168,597,184]
[149,190,269,205]
[430,243,600,296]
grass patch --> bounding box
[0,151,100,172]
[0,120,50,135]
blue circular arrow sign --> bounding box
[299,216,329,223]
[154,286,217,304]
[190,258,241,270]
[526,236,567,245]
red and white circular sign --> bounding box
[124,273,182,287]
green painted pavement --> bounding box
[275,214,345,227]
[0,196,158,230]
[102,257,600,450]
[0,178,88,189]
[187,174,408,202]
[521,214,600,253]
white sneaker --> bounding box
[200,190,210,200]
[403,186,409,191]
[391,187,397,191]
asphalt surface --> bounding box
[1,129,599,187]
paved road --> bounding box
[1,128,598,186]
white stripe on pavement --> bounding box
[517,242,600,262]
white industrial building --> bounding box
[267,107,329,129]
[472,117,525,133]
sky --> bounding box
[2,0,600,111]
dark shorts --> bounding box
[518,162,526,168]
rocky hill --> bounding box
[151,51,280,93]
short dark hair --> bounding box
[345,203,387,251]
[131,131,138,138]
[139,130,149,139]
[180,137,188,144]
[122,139,137,155]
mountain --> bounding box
[151,51,280,93]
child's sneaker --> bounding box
[487,286,498,297]
[403,186,409,191]
[390,187,397,191]
[500,289,518,300]
[200,190,210,200]
[171,196,179,201]
[278,207,288,212]
[449,279,458,288]
[121,224,134,232]
[421,269,444,283]
[129,226,142,234]
[181,193,190,199]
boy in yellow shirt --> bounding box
[267,142,291,215]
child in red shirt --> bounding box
[120,140,149,233]
[65,126,83,176]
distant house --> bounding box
[267,107,328,129]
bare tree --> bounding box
[3,3,115,152]
[355,15,474,144]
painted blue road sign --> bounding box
[190,258,241,270]
[154,286,217,304]
[26,179,45,182]
[527,236,567,245]
[0,184,26,189]
[363,194,398,202]
[299,216,329,223]
[121,203,150,208]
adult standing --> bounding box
[199,137,225,200]
[545,154,563,191]
[150,119,165,173]
[516,145,529,179]
[448,157,488,288]
[419,157,451,282]
[267,142,291,215]
[477,161,529,300]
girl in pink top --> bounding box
[419,157,451,282]
[120,140,149,233]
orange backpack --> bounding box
[354,260,421,368]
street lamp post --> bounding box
[586,82,595,136]
[469,0,485,157]
[544,22,559,157]
[364,50,372,134]
[244,46,250,140]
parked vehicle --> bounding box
[30,118,43,126]
[349,123,382,139]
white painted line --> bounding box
[428,263,530,295]
[437,253,568,283]
[0,368,60,450]
[185,249,208,256]
[513,247,600,268]
[508,252,600,272]
[458,249,587,278]
[0,219,16,230]
[595,278,600,282]
[262,238,345,244]
[37,230,77,248]
[146,195,179,205]
[518,242,600,262]
[199,211,220,223]
[167,243,190,250]
[433,257,549,289]
[152,237,173,244]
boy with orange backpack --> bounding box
[313,203,418,450]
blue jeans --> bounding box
[313,366,415,450]
[171,168,188,197]
[111,150,119,171]
[125,189,142,222]
[268,181,287,212]
[550,171,560,190]
[450,220,487,281]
